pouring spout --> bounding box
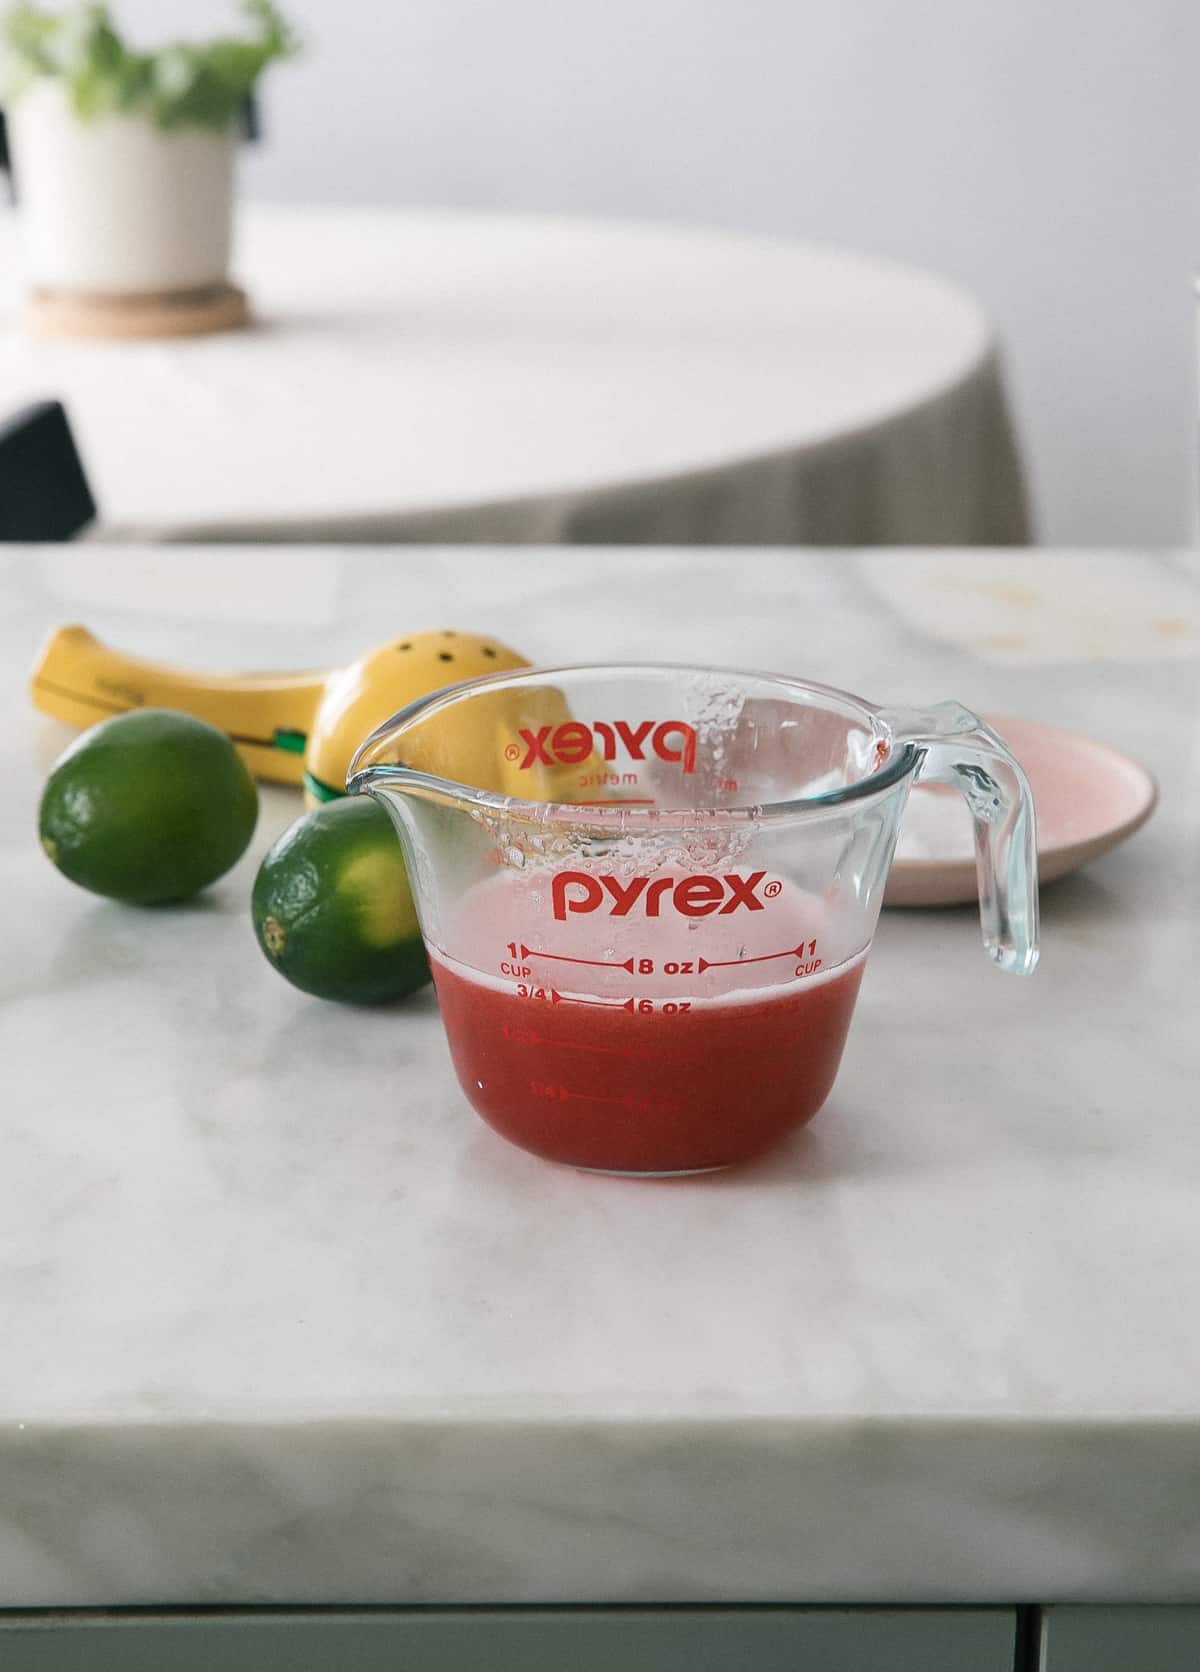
[344,762,420,852]
[346,762,405,800]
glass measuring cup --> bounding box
[348,665,1038,1176]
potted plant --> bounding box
[1,1,295,334]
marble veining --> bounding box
[0,547,1198,1605]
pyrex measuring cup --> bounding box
[349,665,1038,1176]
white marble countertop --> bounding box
[1,547,1199,1607]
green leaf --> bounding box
[1,0,298,129]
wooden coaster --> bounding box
[27,282,250,341]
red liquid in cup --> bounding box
[430,874,867,1172]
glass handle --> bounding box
[886,702,1039,974]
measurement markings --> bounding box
[528,1081,648,1108]
[521,944,636,972]
[697,942,815,973]
[554,1037,630,1057]
[503,1025,629,1057]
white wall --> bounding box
[119,0,1200,544]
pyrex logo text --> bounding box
[552,870,774,921]
[511,720,697,774]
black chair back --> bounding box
[0,107,12,204]
[0,401,97,541]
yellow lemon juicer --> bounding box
[29,626,533,803]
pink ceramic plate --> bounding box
[886,715,1158,908]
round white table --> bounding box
[0,205,1030,544]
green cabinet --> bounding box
[1041,1607,1200,1671]
[0,1607,1016,1671]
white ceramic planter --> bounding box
[8,81,236,295]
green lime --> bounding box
[251,796,429,1004]
[39,708,258,904]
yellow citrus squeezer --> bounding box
[29,625,533,797]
